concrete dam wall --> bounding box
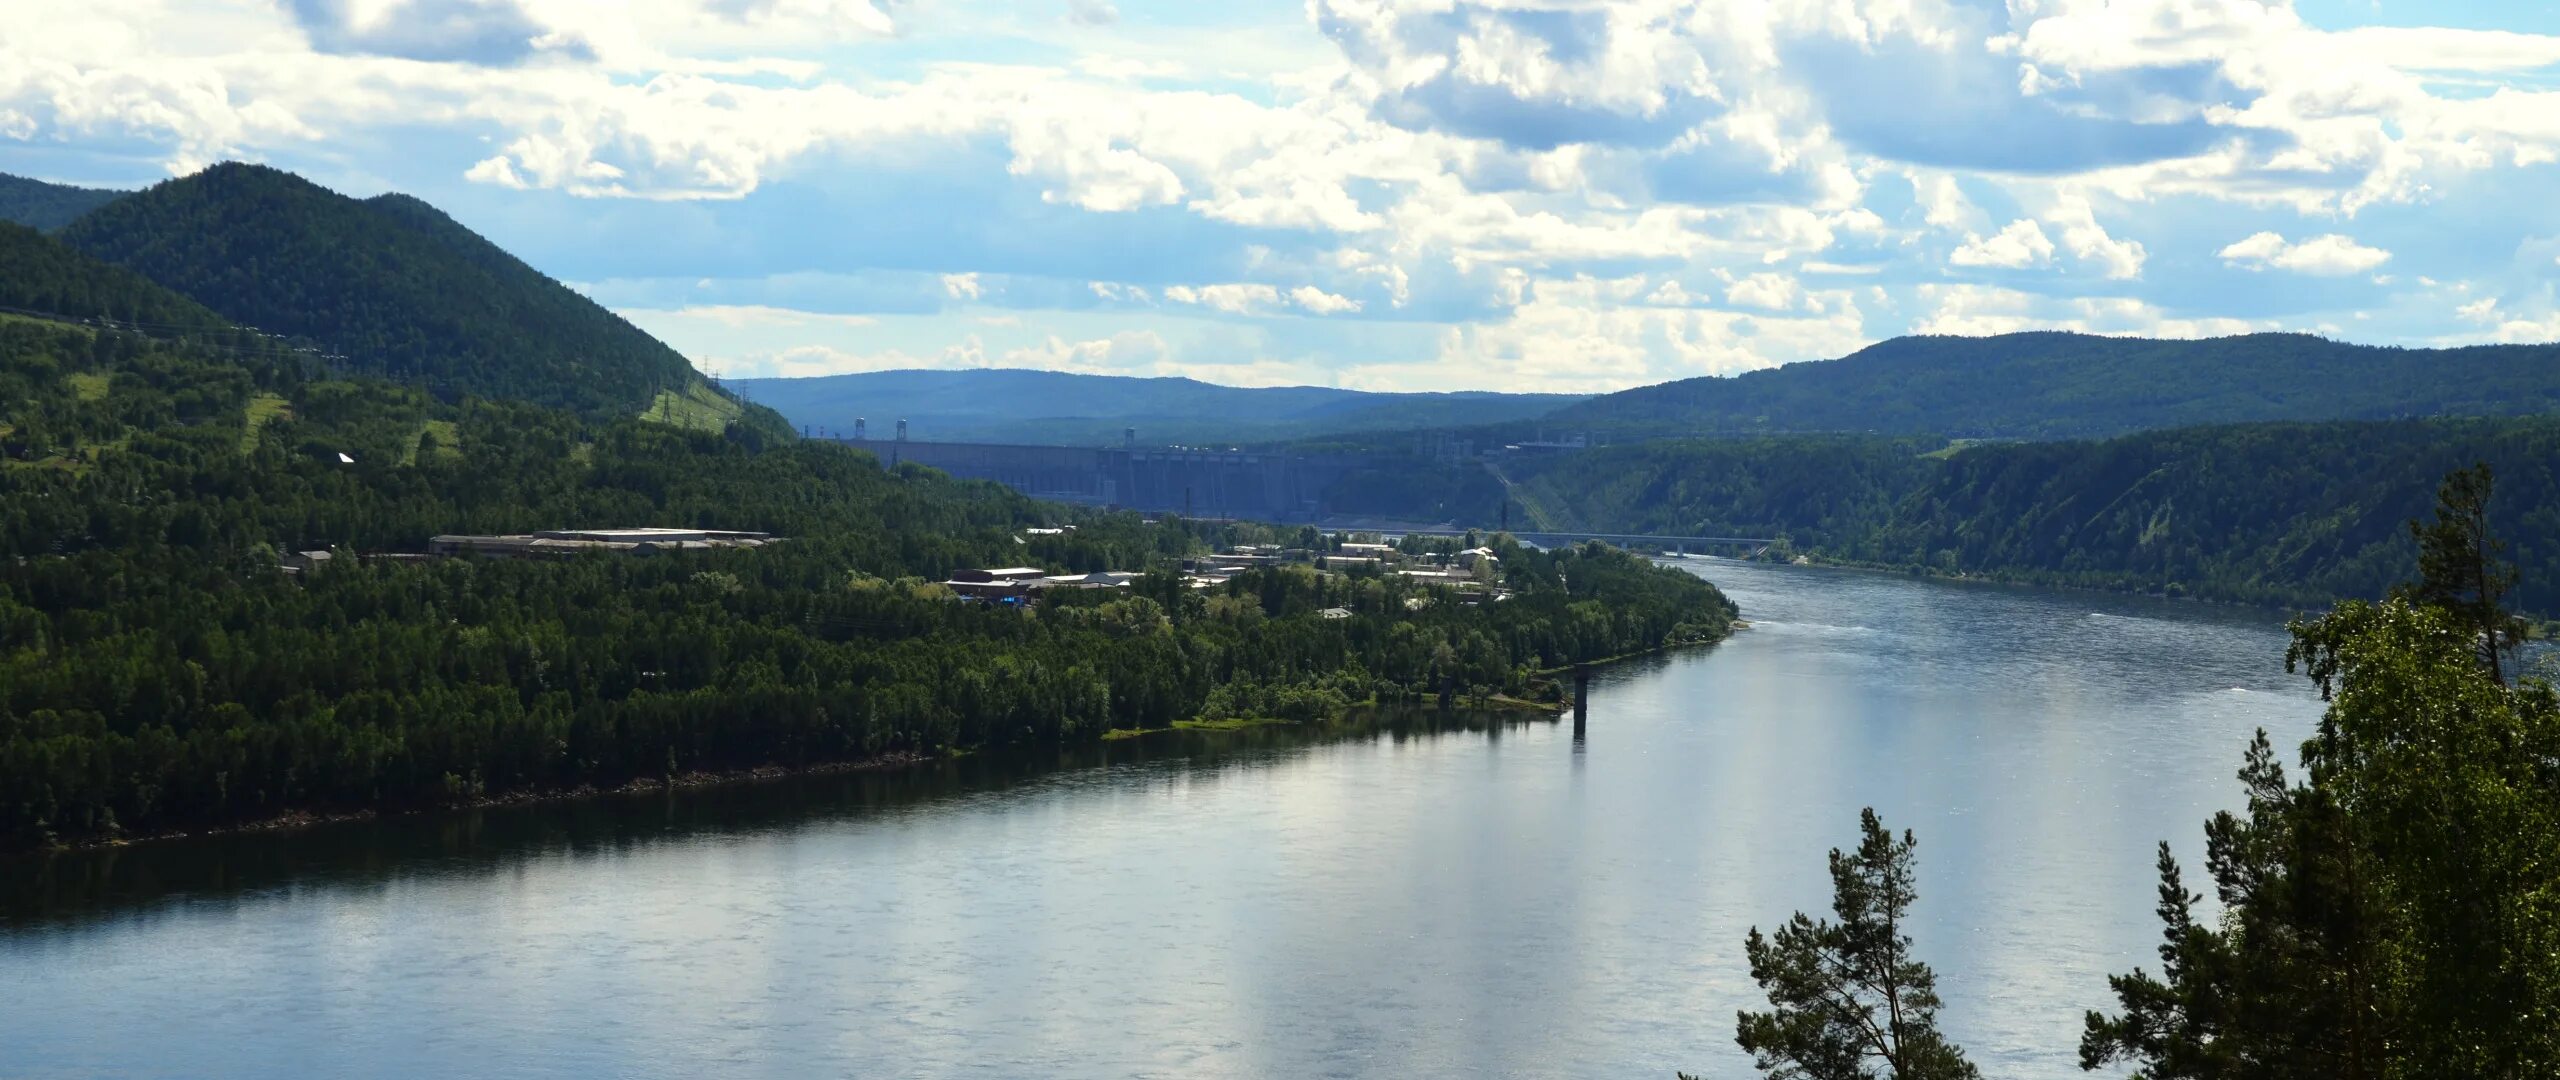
[838,438,1358,521]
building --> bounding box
[279,550,333,575]
[428,528,778,559]
[1039,570,1143,591]
[944,566,1050,600]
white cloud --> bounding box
[1289,285,1363,315]
[1002,330,1172,373]
[620,304,877,330]
[2219,232,2392,276]
[2045,195,2147,280]
[1162,283,1281,314]
[1343,269,1869,393]
[1913,284,2269,339]
[1951,219,2058,271]
[1723,271,1803,313]
[11,0,2560,390]
[1909,171,1979,231]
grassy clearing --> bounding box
[639,381,744,433]
[0,311,90,333]
[403,418,462,464]
[2,450,95,476]
[1921,439,1984,461]
[67,373,110,402]
[241,392,292,453]
[1102,716,1304,741]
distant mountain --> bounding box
[1547,332,2560,440]
[0,172,125,231]
[56,162,777,434]
[729,367,1582,446]
[0,222,232,335]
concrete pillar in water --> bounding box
[1572,664,1591,739]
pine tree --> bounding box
[1702,808,1978,1080]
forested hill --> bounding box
[731,367,1580,446]
[1546,332,2560,440]
[54,162,772,431]
[0,223,232,335]
[1497,418,2560,614]
[0,173,124,232]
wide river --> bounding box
[1,560,2322,1078]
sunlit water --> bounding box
[1,560,2322,1078]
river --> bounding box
[0,560,2322,1078]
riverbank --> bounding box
[1102,690,1564,743]
[12,751,938,856]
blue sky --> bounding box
[5,0,2560,392]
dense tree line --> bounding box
[1542,331,2560,441]
[1499,419,2560,615]
[1700,468,2560,1079]
[54,162,778,430]
[0,315,1733,850]
[0,223,233,335]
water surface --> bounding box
[0,560,2322,1078]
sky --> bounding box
[4,1,2560,394]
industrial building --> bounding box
[428,528,780,559]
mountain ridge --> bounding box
[53,162,781,437]
[1545,330,2560,440]
[730,366,1582,446]
[0,172,126,231]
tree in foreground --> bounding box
[2395,462,2529,682]
[1688,808,1978,1080]
[2082,465,2560,1079]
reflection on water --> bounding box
[0,561,2323,1079]
[5,709,1537,927]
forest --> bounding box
[1490,419,2560,616]
[51,163,771,428]
[0,298,1734,850]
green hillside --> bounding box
[1498,420,2560,613]
[0,222,232,336]
[1545,332,2560,440]
[55,162,780,435]
[0,172,124,232]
